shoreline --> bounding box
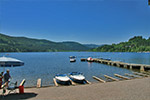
[1,77,150,100]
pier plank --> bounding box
[114,74,130,80]
[93,76,106,83]
[124,73,141,78]
[37,78,42,88]
[84,80,91,84]
[133,72,149,77]
[53,78,59,87]
[104,75,119,81]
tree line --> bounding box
[92,36,150,52]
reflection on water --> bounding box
[0,52,150,87]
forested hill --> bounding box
[0,33,89,52]
[92,36,150,52]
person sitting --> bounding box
[0,72,4,89]
[0,72,4,78]
[4,69,11,87]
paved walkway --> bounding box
[1,77,150,100]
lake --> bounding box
[0,52,150,87]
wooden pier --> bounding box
[114,74,130,80]
[133,72,149,77]
[81,58,150,71]
[124,73,141,78]
[104,75,119,81]
[93,76,106,83]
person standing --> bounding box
[4,69,11,87]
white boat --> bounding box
[69,56,76,62]
[70,58,76,62]
[55,74,70,85]
[87,57,93,62]
[69,72,85,83]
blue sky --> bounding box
[0,0,150,44]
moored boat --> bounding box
[87,57,93,62]
[69,72,85,83]
[55,74,71,85]
[69,56,76,62]
[70,58,76,62]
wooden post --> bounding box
[85,80,91,84]
[116,63,120,67]
[104,75,119,81]
[129,65,132,70]
[93,76,106,83]
[69,79,76,86]
[125,73,140,78]
[114,74,130,80]
[107,62,111,65]
[53,78,58,87]
[140,66,145,72]
[111,62,114,66]
[124,64,127,68]
[133,72,149,77]
[37,78,42,88]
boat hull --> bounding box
[55,74,71,85]
[69,72,85,84]
[70,59,76,62]
[70,78,85,84]
[56,79,71,85]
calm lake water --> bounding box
[0,52,150,87]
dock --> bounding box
[114,74,130,80]
[104,75,119,81]
[93,76,106,83]
[81,58,150,72]
[133,72,149,77]
[124,73,141,78]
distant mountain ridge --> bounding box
[92,36,150,52]
[1,33,149,52]
[0,33,89,52]
[83,44,103,49]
